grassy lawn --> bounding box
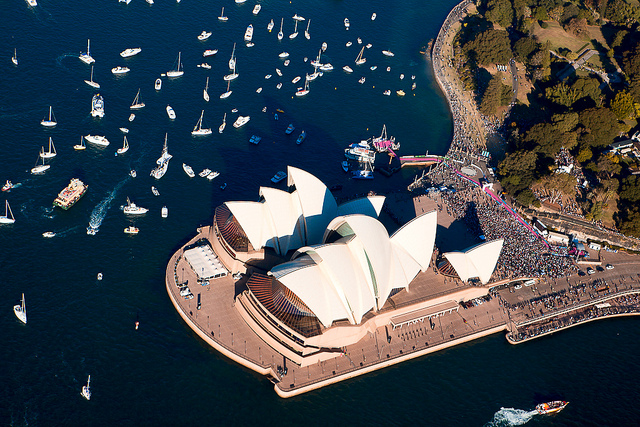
[531,21,608,53]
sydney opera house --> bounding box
[167,166,505,395]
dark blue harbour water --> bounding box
[1,1,639,425]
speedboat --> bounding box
[124,226,139,234]
[151,186,159,196]
[292,76,301,84]
[346,41,352,47]
[371,13,377,20]
[26,0,37,6]
[86,227,97,235]
[322,42,327,51]
[111,66,130,74]
[536,401,568,415]
[155,78,162,90]
[400,73,405,80]
[85,134,110,147]
[271,171,287,183]
[198,31,212,41]
[129,113,135,122]
[265,74,272,79]
[197,63,212,69]
[275,68,282,76]
[292,14,305,21]
[166,105,176,120]
[285,123,295,134]
[370,65,377,71]
[203,49,218,57]
[382,50,395,57]
[120,127,129,134]
[2,180,14,192]
[279,52,290,59]
[42,231,56,238]
[233,116,250,128]
[296,130,306,145]
[183,163,195,178]
[123,197,148,215]
[120,48,141,58]
[343,65,353,73]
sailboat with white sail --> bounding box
[277,18,284,41]
[84,66,100,88]
[74,135,86,151]
[218,7,228,21]
[150,134,172,179]
[12,48,18,66]
[220,80,232,99]
[130,88,145,109]
[228,43,236,70]
[219,113,226,134]
[31,155,50,174]
[305,20,311,40]
[191,110,212,136]
[355,47,366,65]
[13,293,26,323]
[203,77,210,102]
[289,20,298,39]
[81,375,91,400]
[79,39,95,65]
[40,137,57,159]
[1,200,16,225]
[41,106,57,127]
[295,76,310,97]
[166,52,184,78]
[117,136,129,154]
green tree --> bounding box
[611,91,635,119]
[620,175,640,202]
[486,0,515,27]
[622,41,640,77]
[513,37,538,61]
[546,82,579,107]
[499,149,540,193]
[576,145,593,163]
[480,74,506,116]
[578,108,620,147]
[464,29,513,66]
[552,112,579,132]
[572,77,602,107]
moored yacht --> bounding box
[120,47,142,58]
[39,137,57,159]
[166,52,184,78]
[192,110,212,136]
[41,106,57,127]
[79,39,95,64]
[183,163,195,178]
[85,134,110,147]
[244,25,254,43]
[13,293,26,324]
[150,134,172,179]
[233,116,250,128]
[91,94,105,118]
[111,66,130,74]
[166,105,176,120]
[123,197,148,215]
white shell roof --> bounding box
[337,195,386,218]
[443,239,504,284]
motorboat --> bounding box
[219,113,226,133]
[43,231,56,238]
[285,123,295,134]
[387,66,391,72]
[79,39,95,64]
[111,66,130,74]
[91,94,105,118]
[396,90,406,97]
[1,200,16,224]
[244,25,254,43]
[192,110,212,136]
[276,82,282,89]
[271,171,287,183]
[74,136,86,151]
[344,18,350,30]
[383,89,391,96]
[366,43,372,48]
[218,7,228,21]
[120,127,129,133]
[130,170,137,178]
[284,59,290,66]
[199,168,212,178]
[267,19,274,32]
[322,42,327,51]
[203,49,218,57]
[85,134,110,146]
[346,41,352,47]
[371,13,377,20]
[166,52,184,78]
[2,180,14,192]
[343,65,353,73]
[120,47,142,58]
[207,171,220,181]
[40,137,57,159]
[155,78,162,90]
[289,20,298,39]
[252,4,261,15]
[150,134,172,179]
[116,136,129,154]
[357,38,362,45]
[124,226,139,234]
[166,105,176,120]
[161,206,168,218]
[319,63,333,71]
[27,0,38,6]
[13,293,26,323]
[197,63,212,69]
[129,88,145,109]
[293,14,305,21]
[151,186,159,196]
[11,48,18,65]
[275,68,282,77]
[382,50,395,57]
[41,106,57,127]
[183,163,195,178]
[296,130,306,145]
[123,197,148,215]
[81,376,91,401]
[146,0,153,4]
[370,65,377,71]
[84,66,100,88]
[400,73,405,80]
[536,401,568,415]
[277,18,284,41]
[233,116,250,128]
[358,77,366,84]
[86,227,97,235]
[256,87,262,93]
[292,76,301,84]
[412,82,417,90]
[129,113,135,122]
[198,31,212,41]
[279,52,290,59]
[31,155,50,174]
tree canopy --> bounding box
[464,29,513,66]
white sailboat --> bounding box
[191,110,212,136]
[79,39,95,65]
[166,52,184,78]
[84,66,100,88]
[81,375,91,401]
[355,47,366,65]
[130,88,145,109]
[41,106,57,127]
[31,155,50,174]
[40,137,57,159]
[117,136,129,154]
[220,80,232,99]
[219,113,226,133]
[277,18,284,41]
[74,135,86,151]
[289,20,298,39]
[203,77,210,102]
[218,7,228,21]
[295,76,310,97]
[1,200,16,224]
[12,48,18,66]
[13,293,26,323]
[228,43,236,70]
[304,20,311,40]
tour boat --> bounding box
[41,106,57,127]
[271,171,287,183]
[207,171,220,181]
[116,136,129,154]
[40,137,57,159]
[124,226,139,234]
[218,7,228,21]
[1,200,16,224]
[244,25,254,43]
[277,18,284,41]
[285,123,295,134]
[91,94,105,118]
[166,52,184,78]
[120,47,141,58]
[343,65,353,73]
[233,116,250,128]
[289,20,298,39]
[81,376,91,401]
[304,20,311,39]
[203,49,218,57]
[166,105,176,120]
[111,66,130,75]
[295,78,310,97]
[161,206,168,218]
[252,4,261,15]
[43,231,56,238]
[123,197,148,215]
[203,77,210,102]
[267,19,274,32]
[130,88,145,109]
[293,14,305,21]
[382,50,395,57]
[12,48,18,66]
[536,401,568,415]
[79,39,95,64]
[344,18,350,30]
[13,293,26,323]
[150,134,172,179]
[2,180,14,192]
[296,130,306,145]
[355,47,366,65]
[199,168,212,178]
[74,136,86,151]
[31,156,50,174]
[155,78,162,91]
[84,66,100,88]
[220,81,232,99]
[183,163,195,178]
[192,110,212,136]
[219,113,226,133]
[198,31,212,41]
[85,134,109,146]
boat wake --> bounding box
[484,408,538,427]
[87,178,128,233]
